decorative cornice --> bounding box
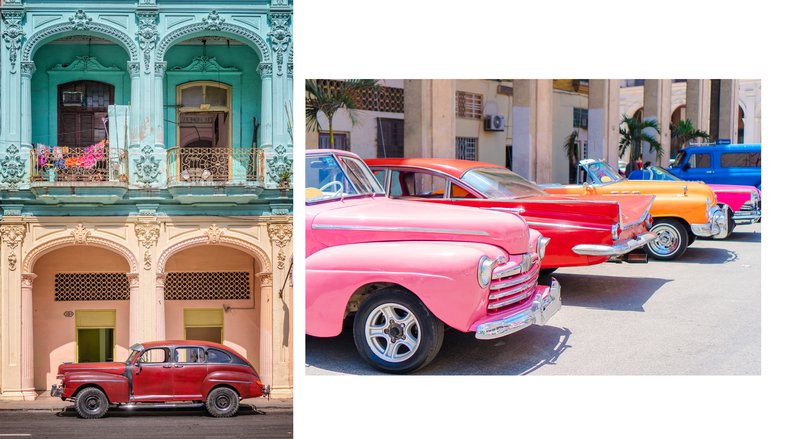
[170,56,238,73]
[70,223,91,244]
[50,56,121,72]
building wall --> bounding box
[551,90,588,184]
[454,79,512,166]
[32,246,131,390]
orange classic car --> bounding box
[541,159,728,260]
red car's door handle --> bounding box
[162,364,172,368]
[174,364,184,368]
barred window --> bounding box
[456,137,478,161]
[55,273,130,301]
[165,272,250,300]
[376,118,404,158]
[319,132,350,151]
[456,91,483,119]
[573,108,588,128]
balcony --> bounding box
[166,147,265,204]
[28,142,128,204]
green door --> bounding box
[75,310,116,363]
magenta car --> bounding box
[628,166,761,237]
[306,150,560,373]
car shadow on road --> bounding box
[680,247,739,264]
[56,405,266,417]
[555,273,671,312]
[725,230,761,243]
[306,325,572,376]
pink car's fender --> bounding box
[307,241,508,337]
[709,184,760,213]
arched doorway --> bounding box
[32,245,132,391]
[162,245,262,372]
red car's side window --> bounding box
[139,348,170,363]
[174,347,205,363]
[207,348,232,364]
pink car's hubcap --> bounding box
[365,303,421,363]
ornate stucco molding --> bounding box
[156,234,270,274]
[266,144,293,187]
[1,225,26,270]
[170,56,237,73]
[50,56,121,72]
[268,11,291,76]
[21,14,140,63]
[136,10,159,74]
[155,16,270,64]
[257,271,273,287]
[22,235,138,273]
[127,273,140,288]
[133,145,161,186]
[2,9,25,74]
[20,61,36,78]
[70,223,91,244]
[0,144,26,189]
[202,10,225,31]
[257,62,272,79]
[135,223,160,270]
[21,273,38,288]
[204,224,226,244]
[268,223,292,270]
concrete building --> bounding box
[0,0,293,400]
[306,79,761,184]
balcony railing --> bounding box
[166,147,263,185]
[30,142,126,183]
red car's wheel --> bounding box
[74,387,109,419]
[206,387,240,418]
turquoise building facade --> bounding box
[0,0,293,400]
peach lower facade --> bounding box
[0,215,293,400]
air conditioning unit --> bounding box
[484,114,505,131]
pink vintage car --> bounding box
[306,150,560,373]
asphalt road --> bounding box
[306,223,761,375]
[0,405,293,438]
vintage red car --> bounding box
[366,158,656,272]
[50,340,268,419]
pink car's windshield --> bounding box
[306,154,384,203]
[461,167,548,199]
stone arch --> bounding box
[23,235,138,273]
[21,20,139,64]
[155,22,270,64]
[156,234,270,275]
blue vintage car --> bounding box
[669,142,761,189]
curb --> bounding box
[0,398,292,412]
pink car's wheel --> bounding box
[354,289,444,374]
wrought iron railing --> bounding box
[30,142,126,183]
[166,147,263,185]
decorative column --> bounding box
[0,224,30,400]
[135,222,162,341]
[256,271,273,385]
[512,79,553,182]
[268,222,292,397]
[266,5,292,188]
[686,79,711,135]
[20,273,36,400]
[403,79,456,159]
[588,79,620,163]
[643,79,672,166]
[1,8,31,189]
[718,79,739,143]
[127,273,140,344]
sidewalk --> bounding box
[0,392,291,411]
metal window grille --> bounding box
[456,91,483,119]
[165,272,250,300]
[318,133,350,151]
[55,273,130,301]
[573,108,588,128]
[456,137,478,161]
[377,118,404,158]
[315,80,404,113]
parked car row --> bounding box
[305,144,761,374]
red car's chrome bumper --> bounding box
[572,232,656,257]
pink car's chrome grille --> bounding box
[487,257,539,314]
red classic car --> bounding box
[366,158,657,272]
[50,340,268,419]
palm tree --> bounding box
[305,79,378,148]
[670,119,709,148]
[563,130,580,183]
[619,115,663,172]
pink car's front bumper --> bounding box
[473,278,561,340]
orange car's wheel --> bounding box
[644,219,688,261]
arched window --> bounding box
[58,80,114,147]
[176,81,232,149]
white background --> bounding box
[292,1,796,437]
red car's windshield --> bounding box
[461,167,548,199]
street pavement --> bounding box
[306,223,761,375]
[0,403,292,438]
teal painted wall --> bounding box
[31,44,131,147]
[163,45,262,150]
